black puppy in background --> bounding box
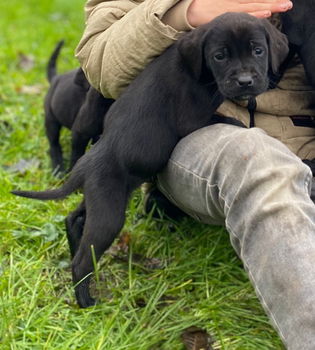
[44,41,114,173]
[281,1,315,174]
[13,13,289,308]
[281,0,315,87]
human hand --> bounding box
[187,0,293,27]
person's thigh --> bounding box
[157,123,313,225]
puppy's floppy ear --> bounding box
[74,67,90,91]
[263,19,289,74]
[176,25,209,80]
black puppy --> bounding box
[281,1,315,87]
[281,1,315,172]
[13,13,288,308]
[44,41,114,173]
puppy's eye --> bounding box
[253,47,264,56]
[214,52,226,61]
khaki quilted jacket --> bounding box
[76,0,315,160]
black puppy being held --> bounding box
[13,13,289,308]
[44,41,114,173]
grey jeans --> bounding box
[156,124,315,350]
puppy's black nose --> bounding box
[237,74,253,87]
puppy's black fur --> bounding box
[44,41,114,172]
[281,2,315,170]
[13,13,288,308]
[281,0,315,87]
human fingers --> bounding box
[248,10,272,18]
[187,0,293,27]
[237,0,293,14]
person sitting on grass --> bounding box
[75,0,315,348]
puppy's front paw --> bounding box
[79,296,96,308]
[75,286,96,308]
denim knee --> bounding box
[214,127,313,214]
[218,128,314,259]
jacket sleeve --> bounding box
[75,0,192,99]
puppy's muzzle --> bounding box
[236,73,254,87]
[223,71,266,100]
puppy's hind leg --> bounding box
[71,174,138,308]
[69,131,91,171]
[65,200,86,258]
[45,114,64,173]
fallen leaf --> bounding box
[181,326,214,350]
[107,231,165,269]
[17,84,45,95]
[117,231,131,253]
[17,52,35,71]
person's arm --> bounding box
[75,0,293,99]
[75,0,192,99]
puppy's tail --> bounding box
[12,167,83,201]
[47,40,65,83]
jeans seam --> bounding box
[168,158,212,181]
[168,158,231,210]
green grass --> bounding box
[0,1,284,349]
